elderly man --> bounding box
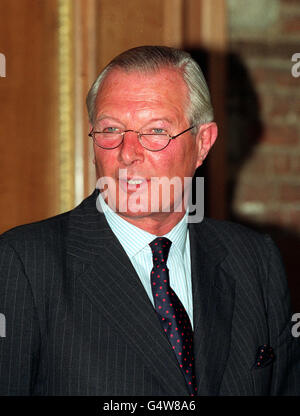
[0,46,299,396]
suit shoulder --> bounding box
[202,217,266,241]
[200,217,275,260]
[0,191,97,251]
[0,211,70,249]
[198,218,286,300]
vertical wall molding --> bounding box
[58,0,75,212]
[202,0,228,220]
[58,0,97,211]
[183,0,228,219]
[162,0,183,47]
[74,0,98,204]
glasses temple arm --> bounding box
[171,125,195,139]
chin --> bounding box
[115,198,155,218]
[116,200,181,220]
[117,209,152,219]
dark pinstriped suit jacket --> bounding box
[0,190,299,395]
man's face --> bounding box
[93,67,215,225]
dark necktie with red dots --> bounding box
[149,237,197,396]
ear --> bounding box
[195,122,218,168]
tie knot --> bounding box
[149,237,172,264]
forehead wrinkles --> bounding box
[96,68,189,116]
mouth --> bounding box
[126,178,145,185]
[118,177,149,192]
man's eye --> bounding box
[152,128,166,134]
[102,127,120,133]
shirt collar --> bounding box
[98,192,188,258]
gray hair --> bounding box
[86,45,214,128]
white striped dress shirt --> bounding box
[98,193,194,328]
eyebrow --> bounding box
[94,116,174,126]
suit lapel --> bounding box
[189,220,236,395]
[65,190,188,395]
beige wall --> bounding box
[0,0,59,233]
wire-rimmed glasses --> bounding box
[88,125,195,152]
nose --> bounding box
[118,130,145,166]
